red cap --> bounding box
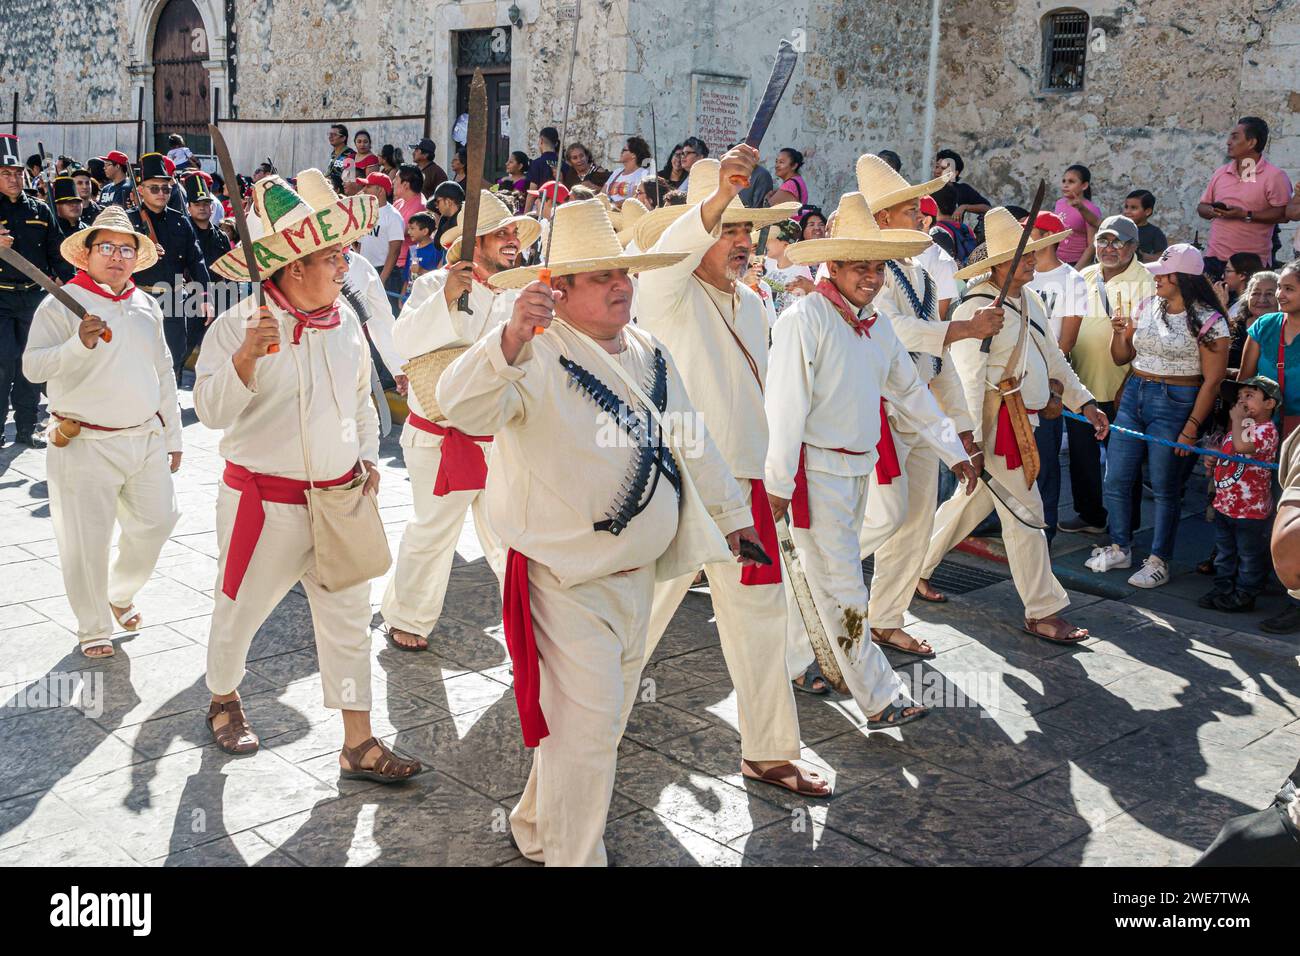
[105,150,130,167]
[529,181,570,203]
[1024,211,1067,233]
[364,172,393,193]
[919,196,939,218]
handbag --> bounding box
[1278,334,1299,440]
[291,329,392,592]
[558,320,735,581]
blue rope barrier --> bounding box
[1061,410,1278,471]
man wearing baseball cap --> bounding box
[99,150,134,210]
[358,172,405,300]
[409,138,447,199]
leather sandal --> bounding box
[207,698,260,755]
[871,627,936,659]
[1023,617,1088,645]
[914,580,948,603]
[339,737,422,784]
[740,759,832,798]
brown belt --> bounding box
[1132,369,1202,387]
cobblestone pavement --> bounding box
[1,397,1297,866]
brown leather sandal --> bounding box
[207,698,259,755]
[871,627,936,659]
[740,759,832,798]
[339,737,422,784]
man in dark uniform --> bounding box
[99,151,135,209]
[182,171,230,324]
[129,152,212,387]
[51,176,91,239]
[70,167,103,219]
[0,135,69,448]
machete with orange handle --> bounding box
[979,179,1046,354]
[727,40,800,188]
[208,123,278,354]
[0,245,110,343]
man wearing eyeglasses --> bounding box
[129,152,213,387]
[676,136,709,194]
[0,134,71,448]
[1063,215,1155,535]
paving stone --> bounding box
[1,558,69,603]
[255,771,518,866]
[406,669,511,716]
[1046,799,1226,867]
[147,829,301,867]
[394,699,534,801]
[0,828,139,866]
[623,696,715,747]
[0,705,143,800]
[728,818,898,866]
[0,789,89,851]
[604,810,743,867]
[819,759,1088,866]
[613,748,787,845]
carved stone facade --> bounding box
[2,0,1297,245]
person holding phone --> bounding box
[1197,116,1292,278]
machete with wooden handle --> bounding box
[775,516,848,694]
[980,179,1046,354]
[455,69,488,315]
[208,124,277,353]
[729,40,799,187]
[0,245,110,342]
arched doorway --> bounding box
[152,0,210,156]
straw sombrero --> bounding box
[633,159,800,251]
[856,154,946,213]
[952,207,1070,280]
[488,198,689,290]
[210,169,377,281]
[403,345,468,423]
[609,197,649,247]
[59,205,160,274]
[785,192,933,265]
[442,189,542,260]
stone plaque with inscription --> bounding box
[690,74,749,154]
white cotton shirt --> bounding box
[1130,297,1229,378]
[358,203,405,270]
[765,292,968,500]
[1028,262,1089,340]
[916,243,959,303]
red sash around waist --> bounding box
[741,478,782,586]
[502,549,549,748]
[791,443,870,529]
[875,400,901,485]
[220,461,356,601]
[993,402,1041,472]
[407,412,492,496]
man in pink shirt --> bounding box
[1197,116,1292,277]
[392,164,426,278]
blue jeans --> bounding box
[1104,378,1199,559]
[1212,511,1271,597]
[1034,414,1064,545]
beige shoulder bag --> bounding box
[291,332,393,592]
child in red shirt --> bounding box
[1200,376,1281,611]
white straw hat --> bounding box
[633,158,800,251]
[785,192,933,265]
[952,206,1070,280]
[609,197,649,247]
[488,198,688,290]
[210,169,376,281]
[855,154,947,213]
[442,190,542,260]
[59,205,160,274]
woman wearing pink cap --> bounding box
[1086,243,1230,587]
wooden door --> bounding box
[152,0,211,156]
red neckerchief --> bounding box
[68,271,135,302]
[814,278,875,336]
[472,262,496,291]
[261,280,342,345]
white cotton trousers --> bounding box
[785,468,909,717]
[206,484,374,711]
[380,441,504,638]
[510,561,655,867]
[861,431,943,630]
[644,481,801,763]
[921,429,1069,621]
[46,430,179,646]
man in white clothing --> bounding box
[919,208,1111,645]
[196,171,421,783]
[439,197,761,865]
[634,151,831,797]
[765,192,978,726]
[381,191,536,650]
[854,155,1002,660]
[24,207,182,659]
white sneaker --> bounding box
[1128,555,1170,589]
[1085,544,1132,572]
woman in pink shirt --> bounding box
[1054,164,1101,268]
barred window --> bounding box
[1042,9,1089,92]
